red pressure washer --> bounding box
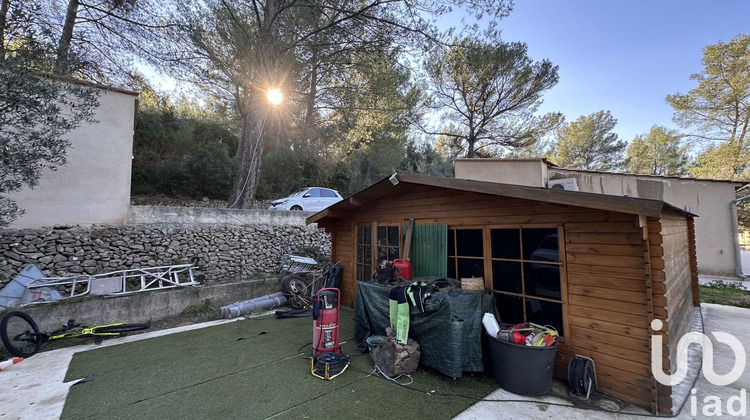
[310,288,349,380]
[312,288,341,356]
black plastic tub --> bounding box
[486,332,558,396]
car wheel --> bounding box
[290,205,303,211]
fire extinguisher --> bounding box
[312,288,341,357]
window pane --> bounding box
[496,294,525,326]
[523,229,558,261]
[321,189,336,197]
[388,226,399,246]
[456,229,483,257]
[308,188,320,197]
[377,226,387,247]
[364,226,371,243]
[526,298,563,335]
[377,247,388,265]
[388,248,399,261]
[491,229,521,259]
[448,230,455,256]
[457,258,484,278]
[364,246,372,264]
[447,257,456,279]
[492,261,522,294]
[524,262,561,300]
[357,245,363,262]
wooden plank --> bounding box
[649,245,664,258]
[568,294,645,315]
[567,232,644,245]
[650,257,665,270]
[566,324,649,353]
[568,305,648,328]
[567,263,647,278]
[569,314,651,340]
[568,273,645,292]
[564,222,639,233]
[402,218,414,259]
[566,243,645,257]
[567,253,646,268]
[568,284,647,304]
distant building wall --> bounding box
[454,159,745,277]
[454,158,548,187]
[550,169,742,277]
[6,85,138,229]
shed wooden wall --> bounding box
[559,216,660,411]
[316,184,695,413]
[647,212,697,413]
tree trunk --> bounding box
[0,0,9,61]
[229,102,267,208]
[54,0,79,75]
[227,0,284,208]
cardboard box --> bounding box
[461,277,484,291]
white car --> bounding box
[268,187,343,211]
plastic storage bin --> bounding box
[486,332,558,396]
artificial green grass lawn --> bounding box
[61,308,498,419]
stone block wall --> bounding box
[0,221,330,287]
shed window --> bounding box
[356,223,400,281]
[492,227,563,335]
[447,228,485,279]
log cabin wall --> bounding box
[647,212,698,413]
[315,183,692,413]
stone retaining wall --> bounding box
[0,208,330,287]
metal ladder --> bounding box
[22,262,200,302]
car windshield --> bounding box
[288,188,309,197]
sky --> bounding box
[477,0,750,142]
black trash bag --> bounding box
[323,264,344,288]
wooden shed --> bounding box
[307,172,699,414]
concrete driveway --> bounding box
[2,304,748,419]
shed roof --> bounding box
[307,172,694,224]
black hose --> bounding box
[568,356,595,397]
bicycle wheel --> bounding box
[91,323,151,334]
[1,311,44,357]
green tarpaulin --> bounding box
[353,279,496,378]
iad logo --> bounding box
[650,319,746,386]
[651,319,747,417]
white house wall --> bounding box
[7,86,137,229]
[454,158,548,187]
[549,169,741,277]
[453,159,743,277]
